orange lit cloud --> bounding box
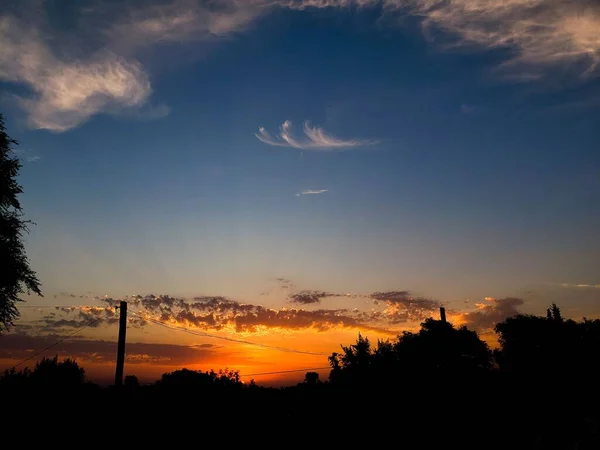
[3,290,530,385]
[18,289,448,339]
[94,292,444,335]
[451,297,525,339]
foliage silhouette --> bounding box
[1,355,84,386]
[157,367,242,389]
[30,356,85,386]
[303,371,320,385]
[0,113,42,333]
[1,305,599,449]
[0,366,30,386]
[124,374,140,388]
[328,318,491,386]
[494,305,600,383]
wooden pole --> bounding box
[114,301,127,386]
[440,306,446,323]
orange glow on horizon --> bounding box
[0,326,398,386]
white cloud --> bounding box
[0,17,151,132]
[120,0,600,82]
[296,189,328,196]
[256,120,375,149]
[0,1,266,132]
[401,0,600,80]
[282,0,600,80]
[109,0,266,51]
[2,0,599,132]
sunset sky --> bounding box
[1,0,599,386]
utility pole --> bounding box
[114,301,127,387]
[440,306,446,323]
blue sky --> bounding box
[1,0,599,327]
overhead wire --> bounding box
[240,367,331,377]
[129,310,329,356]
[10,303,334,380]
[7,316,103,371]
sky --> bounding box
[0,0,599,386]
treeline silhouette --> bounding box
[2,304,599,449]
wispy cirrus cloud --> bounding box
[0,16,151,132]
[2,0,598,132]
[400,0,600,81]
[108,0,266,51]
[256,120,376,150]
[0,0,261,132]
[296,189,328,196]
[115,0,600,81]
[286,0,600,80]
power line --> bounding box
[241,367,331,377]
[137,312,329,356]
[129,310,329,356]
[8,316,103,371]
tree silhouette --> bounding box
[0,366,31,386]
[303,371,320,385]
[210,368,241,387]
[550,303,562,321]
[397,318,492,375]
[158,368,214,387]
[30,356,85,386]
[494,304,600,382]
[329,318,491,385]
[124,375,140,388]
[157,368,242,389]
[0,113,42,333]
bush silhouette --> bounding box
[329,318,491,386]
[30,356,85,386]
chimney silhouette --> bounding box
[440,307,446,323]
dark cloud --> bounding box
[276,278,295,290]
[102,294,396,335]
[39,306,120,331]
[0,334,225,367]
[369,291,440,323]
[370,291,440,310]
[175,310,218,328]
[140,294,179,311]
[38,289,448,337]
[459,297,524,332]
[289,291,335,305]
